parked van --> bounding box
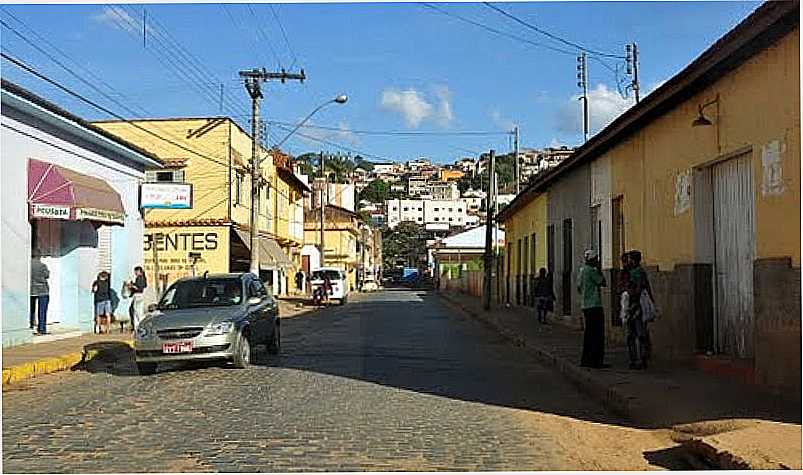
[310,268,349,305]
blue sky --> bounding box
[1,1,759,163]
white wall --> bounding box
[2,113,146,345]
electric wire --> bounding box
[482,2,625,59]
[269,4,300,70]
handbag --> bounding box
[121,281,132,299]
[640,290,658,323]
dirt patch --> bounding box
[514,409,680,470]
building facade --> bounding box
[1,81,162,347]
[94,117,308,297]
[500,2,800,391]
[386,199,469,229]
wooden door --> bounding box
[712,153,755,358]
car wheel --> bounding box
[267,321,281,355]
[232,330,251,368]
[137,362,157,375]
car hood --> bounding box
[143,306,243,330]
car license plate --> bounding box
[163,341,193,354]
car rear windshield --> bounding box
[311,270,341,281]
[158,279,242,309]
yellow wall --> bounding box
[503,192,548,278]
[440,169,465,181]
[304,209,361,290]
[610,28,800,269]
[143,225,230,287]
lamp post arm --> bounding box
[273,100,335,150]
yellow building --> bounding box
[93,117,309,295]
[503,192,548,306]
[439,169,465,182]
[499,2,800,391]
[304,204,361,291]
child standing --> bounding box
[92,271,112,334]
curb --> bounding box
[2,340,133,386]
[440,293,637,422]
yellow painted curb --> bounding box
[2,340,134,386]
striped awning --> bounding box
[233,228,294,270]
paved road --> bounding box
[3,290,659,472]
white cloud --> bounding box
[555,81,669,137]
[555,83,635,135]
[490,108,515,132]
[92,6,153,34]
[548,137,563,148]
[434,86,453,127]
[379,86,453,128]
[380,88,432,128]
[295,120,360,148]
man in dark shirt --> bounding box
[92,271,112,334]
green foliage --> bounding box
[381,221,427,269]
[358,179,390,203]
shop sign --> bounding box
[31,204,70,220]
[76,207,126,224]
[141,183,193,209]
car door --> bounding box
[245,277,269,343]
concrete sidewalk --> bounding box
[2,332,133,386]
[439,290,801,469]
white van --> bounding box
[310,267,349,305]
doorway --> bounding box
[562,219,573,315]
[696,152,756,358]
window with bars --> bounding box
[146,169,185,183]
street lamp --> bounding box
[273,94,349,149]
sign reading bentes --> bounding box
[141,183,193,209]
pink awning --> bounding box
[28,159,126,225]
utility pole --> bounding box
[483,149,496,311]
[577,53,589,143]
[239,67,306,275]
[626,43,641,103]
[319,151,326,268]
[513,125,520,194]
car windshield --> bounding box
[311,270,341,281]
[158,278,242,309]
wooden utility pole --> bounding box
[239,67,305,275]
[483,149,496,311]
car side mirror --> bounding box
[147,303,158,313]
[248,296,262,305]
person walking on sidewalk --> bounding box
[533,268,555,324]
[92,271,113,334]
[30,249,50,335]
[629,250,655,368]
[127,266,147,332]
[578,249,608,368]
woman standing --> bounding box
[127,266,147,332]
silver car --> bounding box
[134,273,280,375]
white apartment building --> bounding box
[386,199,468,229]
[429,181,460,201]
[406,158,431,171]
[462,188,486,213]
[406,175,428,196]
[373,162,397,175]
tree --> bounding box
[354,156,374,172]
[381,222,427,269]
[358,179,390,203]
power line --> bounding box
[269,4,300,70]
[245,4,284,69]
[1,51,302,212]
[422,3,577,57]
[482,2,625,59]
[273,124,391,162]
[265,120,511,137]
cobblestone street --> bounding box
[3,290,679,472]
